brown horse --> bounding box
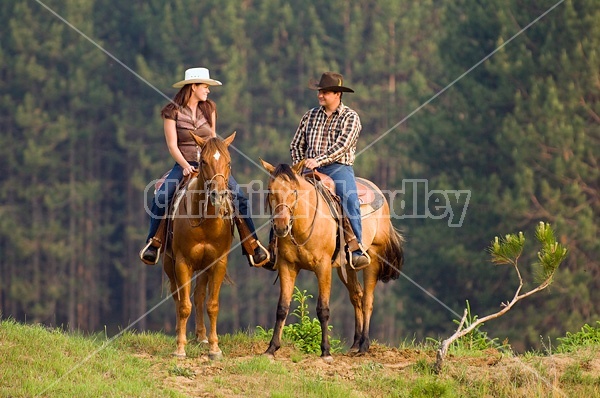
[260,159,404,361]
[163,132,236,360]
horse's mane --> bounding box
[271,164,299,184]
[202,137,231,161]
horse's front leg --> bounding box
[336,268,365,353]
[205,259,228,360]
[194,271,209,343]
[265,264,298,357]
[170,262,193,357]
[315,265,333,362]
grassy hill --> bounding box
[1,318,600,397]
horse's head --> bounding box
[190,132,235,214]
[260,159,305,238]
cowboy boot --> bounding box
[139,237,161,265]
[234,217,270,267]
[139,218,167,265]
[349,247,371,270]
[343,216,370,270]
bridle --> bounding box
[269,174,320,247]
[271,188,298,235]
[190,145,233,224]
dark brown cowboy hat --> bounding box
[308,72,354,93]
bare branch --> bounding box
[434,274,552,373]
[434,223,566,374]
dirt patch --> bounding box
[151,343,600,397]
[153,342,434,397]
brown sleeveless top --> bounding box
[175,106,214,162]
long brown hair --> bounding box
[161,84,216,126]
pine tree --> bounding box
[0,0,118,330]
[390,0,539,341]
[496,0,600,346]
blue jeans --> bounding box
[146,163,257,253]
[229,174,259,255]
[317,163,363,247]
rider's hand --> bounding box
[304,158,319,170]
[182,165,196,176]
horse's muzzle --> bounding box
[209,189,230,217]
[273,223,292,238]
[209,190,227,205]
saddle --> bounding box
[153,170,251,262]
[303,170,385,268]
[151,171,195,260]
[303,170,384,217]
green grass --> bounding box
[2,317,600,397]
[230,355,288,375]
[0,318,183,397]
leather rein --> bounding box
[187,145,233,227]
[269,174,320,247]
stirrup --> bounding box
[349,250,371,271]
[139,240,161,265]
[262,239,277,271]
[248,241,270,267]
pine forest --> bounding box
[0,0,598,353]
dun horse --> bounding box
[164,132,235,360]
[260,160,404,361]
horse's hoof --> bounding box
[172,351,186,358]
[322,355,334,363]
[208,350,223,361]
[193,336,209,344]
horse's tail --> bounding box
[377,225,404,283]
[223,272,235,286]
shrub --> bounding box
[256,287,343,354]
[556,321,600,353]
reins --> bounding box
[168,134,235,302]
[187,145,233,227]
[270,173,320,247]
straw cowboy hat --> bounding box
[308,71,354,93]
[172,67,222,88]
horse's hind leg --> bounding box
[194,271,209,343]
[265,264,298,357]
[336,268,364,353]
[358,261,380,353]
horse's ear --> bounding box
[223,131,236,147]
[260,158,275,174]
[292,159,306,175]
[189,131,206,148]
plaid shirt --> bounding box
[290,103,362,166]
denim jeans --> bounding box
[228,175,259,255]
[317,163,362,246]
[146,163,257,253]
